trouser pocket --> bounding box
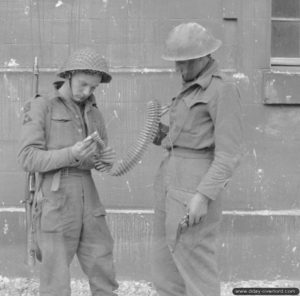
[88,207,114,253]
[165,187,196,250]
[166,187,223,253]
[79,207,117,292]
[41,193,67,232]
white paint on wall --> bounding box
[233,72,249,84]
[55,1,63,8]
[2,207,300,216]
[4,59,19,67]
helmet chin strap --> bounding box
[67,72,75,101]
[67,71,87,106]
[182,55,212,83]
[194,55,212,78]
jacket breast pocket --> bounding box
[51,114,72,126]
[182,102,210,134]
[49,114,75,148]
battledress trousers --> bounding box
[18,89,118,296]
[151,60,243,296]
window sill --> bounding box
[271,57,300,67]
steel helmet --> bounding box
[57,47,112,83]
[162,22,222,61]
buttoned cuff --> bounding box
[67,148,80,167]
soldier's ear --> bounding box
[65,71,73,80]
[53,81,65,90]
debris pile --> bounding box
[0,276,299,296]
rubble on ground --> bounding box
[0,276,299,296]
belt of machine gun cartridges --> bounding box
[87,100,169,176]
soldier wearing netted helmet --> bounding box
[151,23,243,296]
[18,47,118,295]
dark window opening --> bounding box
[271,0,300,65]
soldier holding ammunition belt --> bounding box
[18,47,118,296]
[152,23,243,296]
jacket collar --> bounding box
[182,59,219,91]
[178,59,221,108]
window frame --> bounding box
[271,12,300,66]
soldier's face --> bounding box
[70,73,102,103]
[175,56,209,82]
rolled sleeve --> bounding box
[17,98,79,173]
[197,82,243,200]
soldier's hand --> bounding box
[94,160,113,172]
[93,146,116,172]
[186,192,209,226]
[71,139,97,161]
[153,122,169,146]
[98,146,116,165]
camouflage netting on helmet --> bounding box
[57,47,112,83]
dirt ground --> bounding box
[0,276,300,296]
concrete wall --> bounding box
[1,0,300,282]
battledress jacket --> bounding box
[18,90,108,173]
[161,60,243,200]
